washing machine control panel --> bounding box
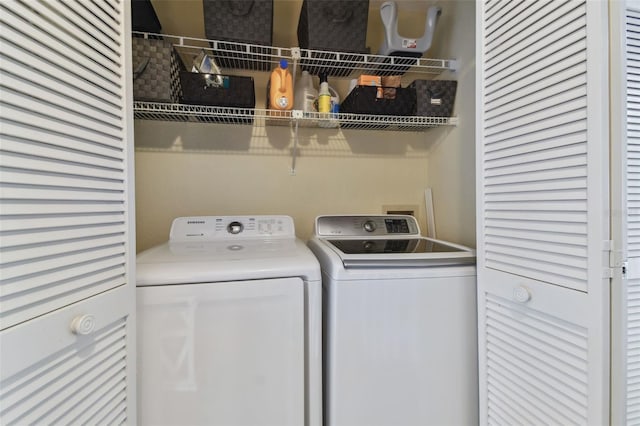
[315,215,420,237]
[169,216,296,241]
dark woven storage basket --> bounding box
[179,72,255,123]
[131,0,161,33]
[132,36,183,102]
[410,80,457,117]
[202,0,273,71]
[297,0,370,77]
[340,86,416,116]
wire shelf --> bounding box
[132,32,457,76]
[132,33,458,134]
[133,102,458,131]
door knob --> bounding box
[512,286,531,303]
[70,314,96,335]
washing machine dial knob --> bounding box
[363,220,377,232]
[227,221,244,234]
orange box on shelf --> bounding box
[357,75,383,98]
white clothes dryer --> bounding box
[136,216,322,426]
[307,215,477,426]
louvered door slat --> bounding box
[0,14,120,98]
[63,379,127,425]
[1,0,134,421]
[486,1,583,69]
[629,9,640,259]
[485,187,587,202]
[0,185,124,202]
[90,0,120,21]
[2,58,122,122]
[2,243,125,282]
[485,110,587,149]
[1,138,123,171]
[1,165,123,189]
[484,121,586,155]
[485,293,589,423]
[2,257,125,299]
[486,235,586,258]
[0,42,121,113]
[1,234,124,264]
[0,319,127,424]
[1,123,124,162]
[2,104,122,150]
[0,170,122,193]
[629,278,640,423]
[487,53,586,107]
[4,1,120,80]
[486,154,587,179]
[486,226,587,246]
[485,218,586,237]
[1,169,124,192]
[46,0,121,51]
[2,212,125,232]
[485,77,587,128]
[1,71,122,132]
[1,224,126,248]
[2,263,125,310]
[484,0,529,33]
[485,253,587,288]
[72,386,127,425]
[624,7,640,424]
[0,201,123,216]
[34,359,126,425]
[0,319,125,405]
[487,360,584,424]
[486,49,586,108]
[0,37,118,115]
[2,88,122,141]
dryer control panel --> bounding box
[315,215,421,237]
[169,216,296,242]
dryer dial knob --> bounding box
[363,220,377,232]
[227,221,244,234]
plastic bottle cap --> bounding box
[280,59,288,69]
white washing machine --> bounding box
[136,215,322,426]
[307,215,478,426]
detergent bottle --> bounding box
[317,73,331,113]
[318,73,339,128]
[269,59,294,110]
[294,70,318,113]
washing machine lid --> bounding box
[313,215,475,268]
[137,216,321,285]
[318,237,475,268]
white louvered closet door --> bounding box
[476,1,610,424]
[625,4,640,423]
[0,0,136,424]
[612,1,640,424]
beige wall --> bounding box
[134,0,476,252]
[427,0,477,248]
[135,122,432,251]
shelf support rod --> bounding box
[290,110,302,175]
